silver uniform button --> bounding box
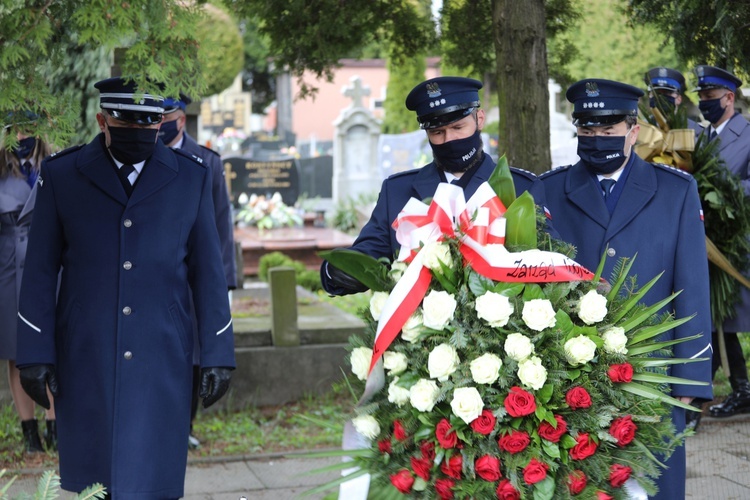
[122,306,132,315]
[124,351,133,360]
[123,219,132,228]
[607,247,616,257]
[123,261,132,270]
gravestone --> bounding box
[224,156,300,207]
[378,129,432,179]
[298,155,333,199]
[332,76,381,205]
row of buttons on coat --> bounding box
[123,218,133,360]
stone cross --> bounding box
[343,76,370,109]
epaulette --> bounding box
[46,144,84,162]
[199,144,221,158]
[172,147,206,167]
[651,162,693,181]
[388,167,421,180]
[539,164,571,179]
[509,166,539,180]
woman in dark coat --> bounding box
[0,129,56,452]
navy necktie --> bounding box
[118,164,135,196]
[708,128,716,142]
[600,178,616,201]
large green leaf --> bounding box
[318,249,392,292]
[488,154,516,208]
[610,271,664,323]
[505,191,537,248]
[632,372,710,386]
[629,315,695,344]
[619,381,699,411]
[618,289,681,332]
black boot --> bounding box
[44,420,57,451]
[21,419,44,453]
[710,379,750,417]
[685,400,704,432]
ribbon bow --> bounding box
[635,120,695,172]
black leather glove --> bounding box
[199,367,232,408]
[325,261,368,294]
[20,364,58,410]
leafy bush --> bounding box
[329,192,378,234]
[0,469,105,499]
[257,251,321,291]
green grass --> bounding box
[315,289,372,317]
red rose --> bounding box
[393,420,407,441]
[436,418,458,449]
[435,478,455,500]
[609,464,632,488]
[597,492,613,500]
[390,469,414,493]
[538,414,568,443]
[570,433,598,460]
[420,440,436,461]
[410,456,431,481]
[378,439,392,454]
[568,470,587,495]
[475,455,502,481]
[609,415,637,447]
[497,429,530,454]
[440,453,463,479]
[470,409,497,435]
[608,362,634,383]
[523,458,549,485]
[496,479,521,500]
[565,386,592,409]
[504,386,537,417]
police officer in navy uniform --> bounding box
[691,65,750,418]
[160,95,236,449]
[541,78,712,500]
[644,66,703,134]
[321,76,552,295]
[15,77,235,499]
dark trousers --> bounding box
[711,331,749,385]
[190,364,200,429]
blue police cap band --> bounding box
[162,97,187,114]
[650,77,681,91]
[695,76,737,92]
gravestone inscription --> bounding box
[224,156,300,207]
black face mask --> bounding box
[107,126,159,164]
[158,118,182,146]
[430,128,483,173]
[649,95,676,110]
[14,137,36,160]
[577,128,633,175]
[698,97,726,124]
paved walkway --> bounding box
[5,413,750,499]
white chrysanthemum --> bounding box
[564,334,598,366]
[352,414,380,440]
[521,299,557,331]
[470,353,503,384]
[369,292,389,321]
[409,379,440,412]
[400,311,423,343]
[421,241,453,271]
[475,292,514,328]
[517,356,547,390]
[350,347,372,381]
[578,290,608,325]
[450,387,485,424]
[383,351,408,375]
[428,343,460,381]
[388,376,411,407]
[390,261,408,281]
[504,332,535,362]
[602,326,628,354]
[422,290,457,330]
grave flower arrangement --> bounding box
[235,191,302,229]
[316,157,705,499]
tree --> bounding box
[382,55,427,134]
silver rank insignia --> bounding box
[37,175,43,187]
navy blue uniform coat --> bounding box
[322,154,549,294]
[541,155,712,500]
[16,136,235,499]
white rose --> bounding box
[504,332,535,362]
[350,347,372,381]
[578,290,608,325]
[390,261,408,281]
[388,376,411,406]
[450,387,485,424]
[383,351,408,375]
[470,353,503,385]
[564,334,598,366]
[400,311,423,343]
[522,299,557,331]
[409,378,440,412]
[369,292,389,321]
[421,241,453,271]
[602,326,628,354]
[428,343,460,381]
[517,356,547,390]
[475,292,515,328]
[422,290,457,330]
[352,414,380,440]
